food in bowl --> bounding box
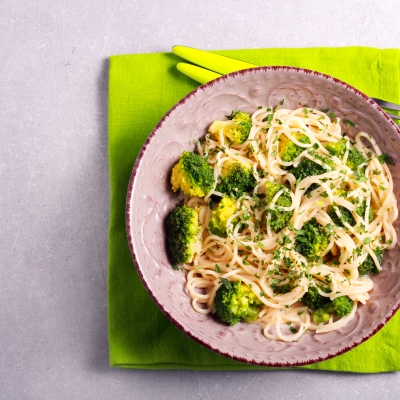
[166,104,397,342]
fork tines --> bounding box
[372,98,400,123]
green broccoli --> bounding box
[278,133,310,162]
[325,296,354,318]
[208,110,252,144]
[324,138,347,158]
[328,198,373,227]
[171,151,215,197]
[216,161,256,199]
[355,199,374,223]
[358,248,384,276]
[291,154,332,192]
[313,296,354,323]
[313,307,331,324]
[166,205,199,265]
[327,205,356,227]
[346,146,365,170]
[295,218,330,262]
[262,181,293,232]
[300,285,330,309]
[208,196,237,238]
[214,280,262,326]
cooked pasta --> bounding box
[174,105,397,342]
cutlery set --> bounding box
[172,45,400,124]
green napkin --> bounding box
[108,47,400,371]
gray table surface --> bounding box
[2,0,400,398]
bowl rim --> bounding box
[125,65,400,367]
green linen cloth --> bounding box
[108,47,400,371]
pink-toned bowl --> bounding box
[126,67,400,367]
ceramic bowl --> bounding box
[126,67,400,366]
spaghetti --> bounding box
[176,106,397,342]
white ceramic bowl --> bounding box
[126,67,400,366]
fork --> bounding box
[172,46,400,125]
[371,98,400,122]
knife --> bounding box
[172,45,257,84]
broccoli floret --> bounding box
[301,286,353,322]
[214,280,262,326]
[291,154,332,192]
[208,196,237,238]
[171,151,214,197]
[295,218,330,262]
[313,308,331,324]
[324,296,354,318]
[312,296,354,323]
[166,205,199,265]
[324,138,347,158]
[328,205,356,227]
[291,157,326,181]
[279,133,310,162]
[300,285,330,309]
[328,198,373,227]
[355,199,374,223]
[262,181,293,232]
[216,161,256,199]
[358,248,384,276]
[346,146,365,170]
[208,110,252,144]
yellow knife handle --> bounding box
[177,63,222,85]
[173,45,258,75]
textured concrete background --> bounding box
[1,0,400,398]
